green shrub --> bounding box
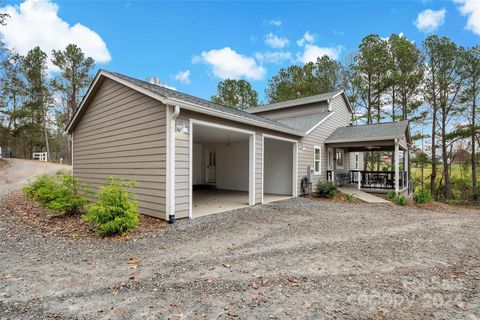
[83,178,139,236]
[387,191,397,200]
[413,191,433,204]
[394,195,407,206]
[344,193,357,201]
[316,181,337,198]
[23,173,87,214]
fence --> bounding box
[33,152,48,162]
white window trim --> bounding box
[314,145,321,175]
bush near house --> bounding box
[23,173,87,215]
[316,181,337,198]
[413,191,433,204]
[387,191,397,200]
[386,191,407,206]
[83,178,139,237]
[394,195,407,206]
[344,193,357,201]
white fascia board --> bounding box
[305,112,335,135]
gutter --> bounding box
[167,105,180,224]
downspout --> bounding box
[168,105,180,224]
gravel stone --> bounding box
[1,195,480,319]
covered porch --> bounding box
[325,121,411,195]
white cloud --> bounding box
[147,76,176,91]
[296,31,315,46]
[455,0,480,35]
[174,69,191,84]
[0,0,111,71]
[195,47,266,80]
[255,51,292,64]
[297,44,342,64]
[264,33,289,49]
[414,8,446,33]
[269,19,282,27]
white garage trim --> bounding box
[262,133,298,203]
[189,119,256,218]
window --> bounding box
[355,153,359,170]
[314,146,321,174]
[336,150,344,168]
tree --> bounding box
[0,1,8,26]
[265,55,345,103]
[355,34,391,124]
[51,44,94,164]
[315,55,346,93]
[22,46,52,160]
[211,79,258,109]
[265,63,318,103]
[51,44,94,122]
[459,46,480,196]
[423,35,465,200]
[387,34,424,122]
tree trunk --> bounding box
[472,90,477,196]
[430,65,437,197]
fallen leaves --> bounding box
[127,257,142,264]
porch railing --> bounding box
[327,170,406,190]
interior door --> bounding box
[206,150,216,184]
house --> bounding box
[65,70,411,221]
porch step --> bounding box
[338,187,391,203]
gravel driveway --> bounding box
[0,159,71,197]
[1,197,479,319]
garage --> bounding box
[262,135,298,204]
[190,120,255,218]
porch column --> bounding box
[394,139,400,194]
[332,147,337,183]
[403,149,409,190]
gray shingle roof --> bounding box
[325,121,410,143]
[104,71,303,135]
[274,112,332,134]
[245,90,343,114]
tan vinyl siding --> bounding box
[296,96,352,189]
[253,101,329,119]
[73,78,167,218]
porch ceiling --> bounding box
[325,139,407,152]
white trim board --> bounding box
[189,119,256,219]
[305,112,334,135]
[262,133,298,201]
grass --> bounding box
[411,162,480,201]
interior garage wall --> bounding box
[192,143,203,185]
[264,138,293,195]
[215,140,249,191]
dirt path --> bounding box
[0,158,71,197]
[1,197,479,319]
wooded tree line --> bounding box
[0,42,94,163]
[212,34,480,201]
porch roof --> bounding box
[325,121,410,151]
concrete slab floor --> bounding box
[192,189,249,218]
[263,194,293,204]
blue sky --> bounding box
[1,0,479,102]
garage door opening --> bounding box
[190,121,255,218]
[263,136,297,204]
